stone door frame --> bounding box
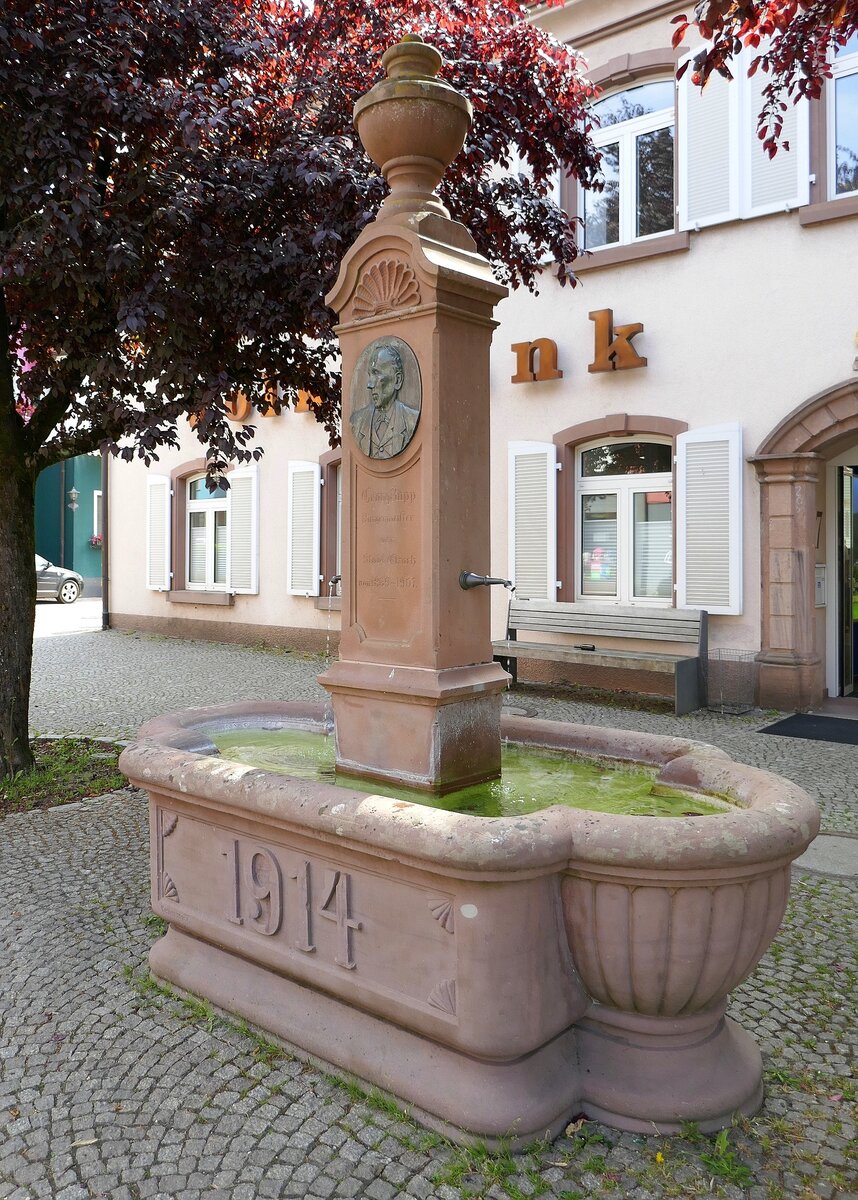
[751,379,858,710]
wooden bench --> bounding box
[493,600,708,716]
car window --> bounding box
[35,555,49,570]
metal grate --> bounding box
[707,649,758,714]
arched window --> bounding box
[581,80,675,249]
[576,438,673,603]
[508,418,744,615]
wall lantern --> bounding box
[66,486,80,512]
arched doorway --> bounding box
[752,380,858,710]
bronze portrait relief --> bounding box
[349,337,421,460]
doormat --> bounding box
[760,713,858,745]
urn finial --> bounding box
[353,36,473,221]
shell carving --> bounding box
[428,978,457,1015]
[353,259,420,319]
[162,812,178,837]
[427,897,455,933]
[162,872,179,903]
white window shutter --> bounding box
[227,464,259,594]
[287,461,321,597]
[676,424,743,615]
[145,475,171,591]
[680,43,809,227]
[678,51,740,229]
[743,58,809,216]
[508,442,557,601]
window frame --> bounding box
[155,458,257,601]
[552,415,688,605]
[828,42,858,201]
[575,436,674,606]
[320,449,342,604]
[185,473,229,592]
[581,84,676,251]
[561,50,690,272]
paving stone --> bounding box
[364,1181,397,1200]
[307,1176,338,1198]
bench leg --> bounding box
[674,659,700,716]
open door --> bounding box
[839,467,855,696]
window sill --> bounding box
[799,195,858,226]
[168,590,235,606]
[315,595,342,612]
[573,231,690,273]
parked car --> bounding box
[35,555,84,604]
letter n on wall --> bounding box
[511,339,563,383]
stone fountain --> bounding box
[121,38,818,1145]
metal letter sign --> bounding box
[510,338,563,383]
[588,309,647,372]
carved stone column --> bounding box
[752,453,824,711]
[318,37,510,792]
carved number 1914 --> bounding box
[226,843,362,968]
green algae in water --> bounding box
[211,728,729,818]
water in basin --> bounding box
[211,728,730,818]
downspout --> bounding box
[101,446,110,630]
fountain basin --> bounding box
[121,702,818,1143]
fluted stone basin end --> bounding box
[121,703,818,1143]
[353,36,472,219]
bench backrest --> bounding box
[507,599,706,646]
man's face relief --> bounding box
[367,350,402,411]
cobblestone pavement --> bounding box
[2,629,854,1200]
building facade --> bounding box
[35,453,104,596]
[107,0,858,711]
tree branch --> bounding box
[22,376,81,457]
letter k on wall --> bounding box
[588,308,647,372]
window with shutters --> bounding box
[580,81,676,250]
[576,439,673,604]
[145,462,258,596]
[830,33,858,199]
[186,475,228,590]
[512,421,740,616]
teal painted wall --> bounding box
[34,464,62,564]
[34,455,102,581]
[67,455,102,580]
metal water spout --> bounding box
[459,572,514,591]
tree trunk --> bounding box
[0,464,36,778]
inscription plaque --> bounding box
[353,464,422,644]
[153,809,456,1014]
[349,337,421,460]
